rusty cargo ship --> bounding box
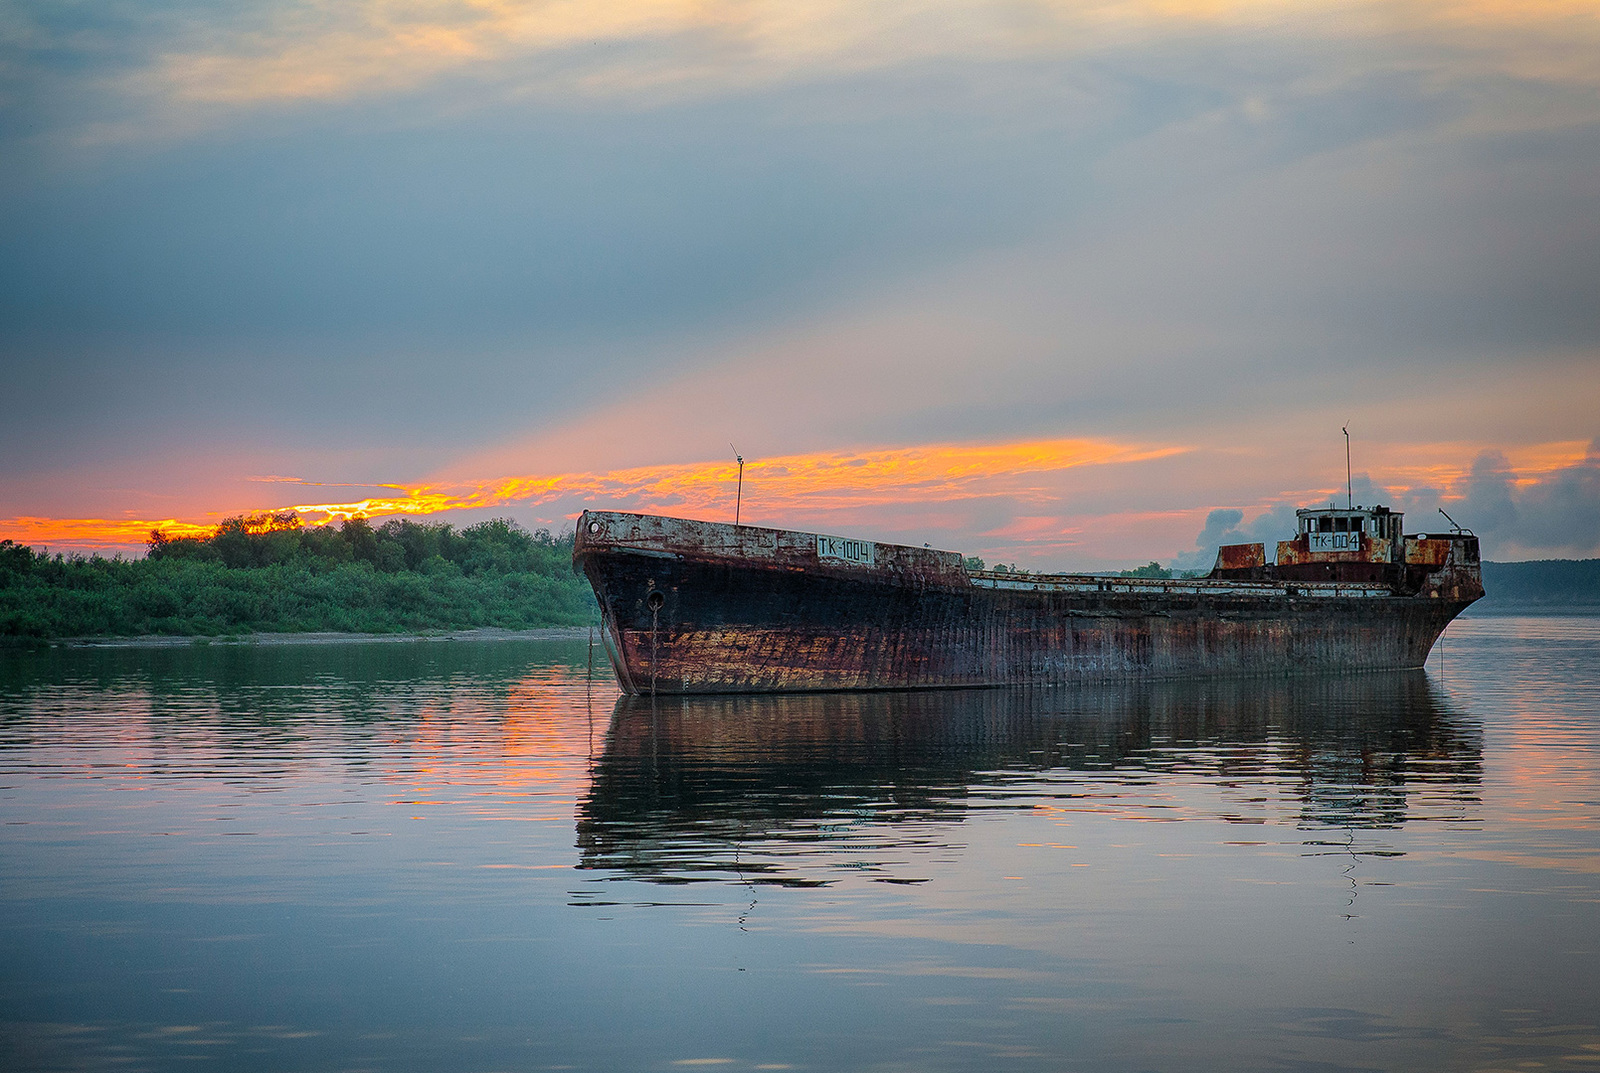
[574,505,1482,695]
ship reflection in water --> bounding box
[8,621,1600,1073]
[578,672,1482,889]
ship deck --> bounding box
[967,571,1393,599]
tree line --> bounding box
[146,513,574,575]
[0,515,596,640]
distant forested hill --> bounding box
[1,515,598,640]
[1475,559,1600,612]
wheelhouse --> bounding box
[1209,500,1480,593]
[1295,505,1403,558]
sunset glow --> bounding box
[1324,441,1599,500]
[5,434,1594,566]
[0,517,214,551]
[135,0,1600,121]
[1,438,1182,552]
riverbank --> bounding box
[48,626,599,649]
[2,522,597,640]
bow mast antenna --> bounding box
[1343,425,1352,509]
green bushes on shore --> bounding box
[0,515,597,639]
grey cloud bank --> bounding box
[1461,446,1600,559]
[1177,446,1600,569]
[2,1,1597,561]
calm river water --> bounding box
[3,615,1598,1072]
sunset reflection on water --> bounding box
[2,619,1598,1072]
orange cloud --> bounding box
[1358,441,1594,494]
[288,437,1183,520]
[0,517,213,551]
[6,435,1588,560]
[1,437,1180,551]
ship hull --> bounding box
[574,511,1479,695]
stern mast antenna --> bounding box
[1343,425,1352,509]
[731,444,744,526]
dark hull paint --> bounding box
[574,511,1480,695]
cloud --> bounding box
[1456,442,1600,557]
[1460,450,1519,533]
[3,0,1598,577]
[0,434,1185,553]
[1194,508,1243,548]
[114,1,1361,111]
[1172,504,1296,571]
[1175,441,1600,566]
[287,437,1181,522]
[2,0,1593,152]
[11,434,1597,569]
[0,517,211,552]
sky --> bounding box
[2,0,1597,570]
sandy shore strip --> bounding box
[54,627,598,649]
